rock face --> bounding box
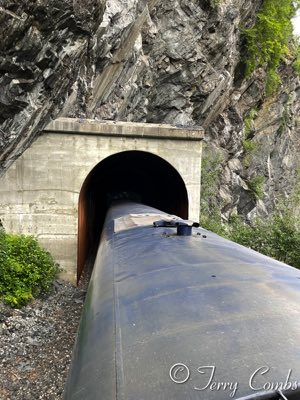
[0,0,105,169]
[0,0,299,218]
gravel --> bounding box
[0,279,88,399]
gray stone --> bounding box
[0,0,299,224]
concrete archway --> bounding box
[0,119,203,282]
[77,150,189,281]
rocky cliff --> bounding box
[1,0,299,219]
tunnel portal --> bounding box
[78,150,189,281]
[0,118,203,282]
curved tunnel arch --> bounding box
[77,150,189,281]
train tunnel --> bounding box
[77,150,189,281]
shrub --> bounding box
[266,211,300,268]
[200,211,229,238]
[200,208,300,269]
[230,211,300,269]
[242,139,257,153]
[200,146,300,269]
[0,233,60,307]
[293,41,300,74]
[243,107,257,137]
[210,0,221,8]
[247,175,265,199]
[243,0,299,95]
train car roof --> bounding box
[65,202,300,400]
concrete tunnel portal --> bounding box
[77,150,189,281]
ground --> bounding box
[0,279,87,400]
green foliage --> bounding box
[201,211,229,238]
[243,107,257,137]
[247,175,265,199]
[228,210,300,269]
[242,154,252,169]
[243,0,299,95]
[242,139,257,153]
[0,230,8,278]
[265,68,282,96]
[201,209,300,269]
[293,57,300,73]
[200,147,300,269]
[293,41,300,73]
[210,0,221,8]
[0,232,60,307]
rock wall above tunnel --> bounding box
[1,0,299,219]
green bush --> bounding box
[200,147,300,270]
[243,0,300,95]
[210,0,221,8]
[293,41,300,73]
[243,107,257,137]
[0,232,60,307]
[200,212,229,238]
[242,139,257,153]
[229,211,300,269]
[247,175,265,200]
[201,209,300,269]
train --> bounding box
[64,201,300,399]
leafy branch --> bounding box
[243,0,300,95]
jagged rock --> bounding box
[0,280,86,399]
[0,0,299,218]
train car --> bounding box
[64,202,300,400]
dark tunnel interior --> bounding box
[77,150,189,281]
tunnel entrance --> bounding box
[77,150,189,281]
